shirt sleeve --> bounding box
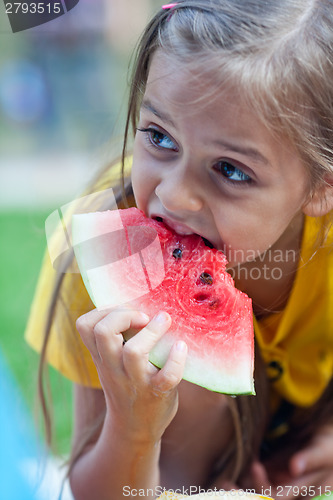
[24,248,102,387]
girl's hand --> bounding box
[245,425,333,499]
[288,424,333,481]
[76,307,188,444]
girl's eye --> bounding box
[137,127,178,151]
[214,161,252,184]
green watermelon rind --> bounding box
[313,493,333,500]
[149,332,255,395]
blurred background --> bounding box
[0,0,161,497]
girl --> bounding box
[25,1,333,499]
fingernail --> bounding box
[154,311,169,323]
[176,340,187,352]
[295,457,306,476]
[139,312,150,322]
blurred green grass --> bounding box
[0,210,73,456]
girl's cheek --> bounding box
[131,164,154,210]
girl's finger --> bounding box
[289,426,333,477]
[76,308,113,359]
[152,340,188,393]
[122,311,172,378]
[92,308,150,365]
[289,450,313,478]
[76,307,149,363]
[290,436,333,477]
[250,461,271,492]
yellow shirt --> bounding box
[25,162,333,407]
[255,214,333,407]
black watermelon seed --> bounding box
[199,272,213,285]
[209,298,220,309]
[172,248,182,259]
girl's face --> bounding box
[132,51,312,268]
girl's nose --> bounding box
[155,176,204,214]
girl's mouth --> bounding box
[152,216,216,249]
[201,237,215,249]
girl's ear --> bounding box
[302,176,333,217]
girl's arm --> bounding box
[69,308,187,500]
[69,385,161,500]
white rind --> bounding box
[149,331,254,395]
[86,254,150,310]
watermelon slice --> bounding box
[72,208,254,395]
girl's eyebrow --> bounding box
[213,139,271,167]
[141,98,176,127]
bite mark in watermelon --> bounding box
[72,208,255,395]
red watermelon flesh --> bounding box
[72,207,254,395]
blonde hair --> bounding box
[123,0,333,190]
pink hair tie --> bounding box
[162,3,178,9]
